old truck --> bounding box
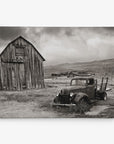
[53,77,108,112]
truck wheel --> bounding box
[53,97,60,103]
[78,97,91,113]
[103,92,107,101]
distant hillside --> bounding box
[44,59,114,78]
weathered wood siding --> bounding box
[0,37,45,90]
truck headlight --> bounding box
[56,91,60,97]
[70,92,74,97]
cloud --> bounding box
[42,27,62,35]
[0,27,114,65]
[40,27,114,65]
[41,27,75,37]
[0,27,26,40]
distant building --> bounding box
[0,36,45,90]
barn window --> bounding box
[15,46,25,56]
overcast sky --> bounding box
[0,27,114,65]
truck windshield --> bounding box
[71,79,86,86]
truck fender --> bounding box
[72,92,90,104]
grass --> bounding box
[0,76,113,118]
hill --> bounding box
[44,59,114,78]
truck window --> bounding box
[76,80,86,86]
[71,79,86,86]
[88,79,94,85]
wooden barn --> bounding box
[0,36,45,90]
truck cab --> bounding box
[70,77,97,99]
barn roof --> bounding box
[0,36,45,61]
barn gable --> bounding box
[0,36,45,62]
[0,36,45,90]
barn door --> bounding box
[19,63,26,90]
[12,63,25,90]
[12,68,16,90]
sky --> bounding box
[0,27,114,65]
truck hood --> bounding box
[59,85,86,95]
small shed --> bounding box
[0,36,45,90]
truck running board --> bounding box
[51,103,76,107]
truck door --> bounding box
[86,78,95,99]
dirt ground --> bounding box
[0,77,114,118]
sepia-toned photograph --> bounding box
[0,27,114,118]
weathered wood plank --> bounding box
[0,36,45,90]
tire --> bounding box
[53,96,60,103]
[103,92,107,101]
[96,91,107,101]
[78,97,91,113]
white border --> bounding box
[0,0,114,144]
[0,119,114,144]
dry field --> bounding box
[0,76,114,118]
